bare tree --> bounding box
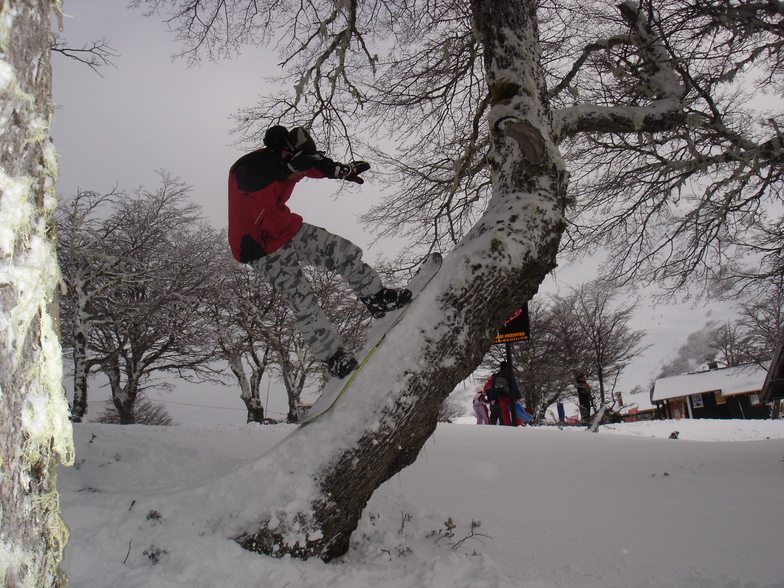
[203,253,278,423]
[95,394,178,426]
[566,281,648,405]
[736,279,784,362]
[709,321,757,367]
[58,175,224,424]
[100,184,223,424]
[711,280,783,366]
[56,188,124,421]
[263,302,316,421]
[485,289,646,419]
[0,1,73,585]
[128,0,781,561]
[558,1,784,294]
[50,37,117,75]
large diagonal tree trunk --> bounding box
[0,1,74,585]
[223,0,568,561]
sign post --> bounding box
[493,304,530,426]
[493,304,530,345]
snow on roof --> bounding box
[651,363,769,402]
[620,390,655,412]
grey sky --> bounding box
[51,1,381,253]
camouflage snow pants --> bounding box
[249,223,382,361]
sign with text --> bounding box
[493,303,530,344]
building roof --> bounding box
[652,363,769,403]
[620,390,656,412]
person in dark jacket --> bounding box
[575,373,593,425]
[490,361,523,426]
[228,125,411,378]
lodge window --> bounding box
[714,391,726,405]
[749,393,760,406]
[691,394,704,408]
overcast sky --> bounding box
[51,1,379,252]
[48,1,739,423]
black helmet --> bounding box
[263,125,294,153]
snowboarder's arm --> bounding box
[287,151,371,184]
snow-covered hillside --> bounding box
[58,419,784,587]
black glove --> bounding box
[335,161,370,184]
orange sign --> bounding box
[493,304,530,344]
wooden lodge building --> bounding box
[651,363,771,420]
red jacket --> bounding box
[228,148,327,262]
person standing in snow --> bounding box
[228,125,412,378]
[575,373,593,425]
[483,375,502,424]
[472,386,490,424]
[489,361,523,426]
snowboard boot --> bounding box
[326,347,358,379]
[360,287,413,319]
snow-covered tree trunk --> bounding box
[0,1,74,585]
[104,352,141,425]
[224,0,568,561]
[70,320,89,421]
[228,348,267,422]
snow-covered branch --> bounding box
[554,98,687,139]
[553,1,686,140]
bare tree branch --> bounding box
[50,37,118,75]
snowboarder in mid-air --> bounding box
[228,125,412,378]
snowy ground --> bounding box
[58,418,784,588]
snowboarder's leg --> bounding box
[294,223,412,317]
[249,241,342,363]
[293,223,382,297]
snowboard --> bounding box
[515,402,534,424]
[298,252,443,425]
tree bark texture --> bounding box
[232,0,569,561]
[0,1,74,586]
[70,328,88,421]
[104,354,138,425]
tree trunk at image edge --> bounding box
[0,1,74,586]
[235,0,567,560]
